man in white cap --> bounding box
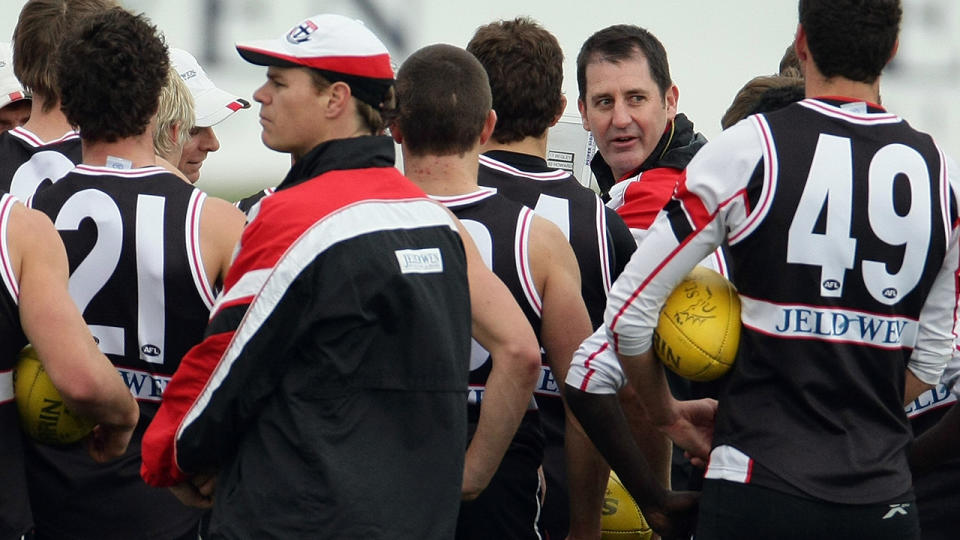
[0,42,31,133]
[169,47,249,183]
[141,13,540,539]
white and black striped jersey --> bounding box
[0,127,81,199]
[0,194,32,538]
[235,186,275,215]
[604,98,960,504]
[433,188,544,448]
[26,165,212,538]
[479,151,635,328]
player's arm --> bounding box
[452,212,541,500]
[199,195,246,288]
[910,388,960,475]
[527,215,609,537]
[12,204,138,461]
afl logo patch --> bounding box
[286,20,318,44]
[141,344,161,357]
[882,288,898,299]
[823,279,841,291]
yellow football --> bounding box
[14,345,95,445]
[653,266,740,382]
[601,470,652,540]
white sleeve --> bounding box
[565,326,626,394]
[909,150,960,385]
[604,120,763,356]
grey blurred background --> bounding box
[3,0,957,200]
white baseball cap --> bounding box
[0,42,30,110]
[235,14,394,109]
[170,48,249,128]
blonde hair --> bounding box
[153,65,194,159]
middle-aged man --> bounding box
[141,14,541,539]
[568,1,960,539]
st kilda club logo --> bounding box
[287,20,318,44]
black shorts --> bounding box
[696,480,920,540]
[456,447,542,540]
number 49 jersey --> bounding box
[605,98,960,504]
[28,165,216,401]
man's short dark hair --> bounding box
[57,7,168,143]
[799,0,901,84]
[466,17,564,144]
[394,44,491,157]
[721,71,805,130]
[13,0,118,111]
[576,24,671,101]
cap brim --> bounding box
[193,85,250,127]
[236,40,305,69]
[0,90,30,110]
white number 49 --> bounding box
[786,133,932,305]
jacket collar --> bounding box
[276,135,395,192]
[590,113,707,200]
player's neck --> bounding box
[21,98,75,142]
[480,134,548,160]
[804,67,882,106]
[402,150,481,196]
[81,133,158,170]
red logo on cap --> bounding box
[286,20,319,44]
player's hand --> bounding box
[84,422,136,463]
[660,398,716,463]
[643,490,700,540]
[169,473,217,509]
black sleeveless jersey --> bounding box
[26,165,212,538]
[605,98,959,504]
[433,188,544,455]
[479,151,635,327]
[0,194,32,538]
[235,187,274,215]
[0,127,81,199]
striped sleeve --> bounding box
[604,120,763,356]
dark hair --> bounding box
[721,70,805,129]
[394,44,491,157]
[57,7,169,142]
[576,24,671,101]
[13,0,118,111]
[306,69,395,135]
[466,17,564,143]
[779,43,800,74]
[799,0,901,83]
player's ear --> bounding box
[888,38,899,65]
[549,95,567,128]
[577,97,590,131]
[326,81,352,118]
[665,84,679,120]
[390,123,403,144]
[478,109,497,146]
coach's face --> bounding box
[253,66,329,160]
[578,52,677,181]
